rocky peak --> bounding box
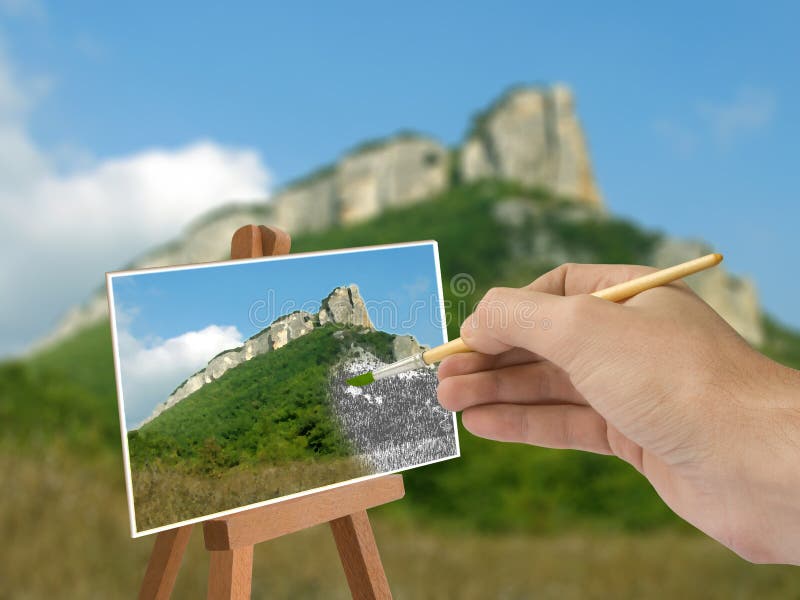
[318,284,374,330]
[461,84,603,206]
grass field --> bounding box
[5,181,800,596]
[4,440,799,599]
[131,456,372,532]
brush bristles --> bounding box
[347,372,375,387]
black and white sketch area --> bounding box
[329,354,459,473]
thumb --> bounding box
[460,287,620,370]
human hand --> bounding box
[437,263,800,564]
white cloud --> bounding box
[0,42,272,356]
[698,88,776,146]
[118,323,243,429]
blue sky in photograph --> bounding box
[113,243,444,345]
[0,0,799,358]
[110,243,444,428]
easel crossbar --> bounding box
[203,474,404,550]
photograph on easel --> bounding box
[106,241,458,537]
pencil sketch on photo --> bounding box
[106,241,459,537]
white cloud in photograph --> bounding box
[117,323,243,429]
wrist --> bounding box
[728,359,800,564]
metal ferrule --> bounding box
[372,353,427,381]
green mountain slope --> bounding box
[4,179,799,534]
[129,325,395,472]
[124,324,397,531]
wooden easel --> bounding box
[138,224,404,600]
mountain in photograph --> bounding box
[137,284,375,427]
[126,283,454,531]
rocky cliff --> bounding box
[138,284,421,427]
[462,85,602,205]
[275,134,450,232]
[37,84,603,350]
[38,83,766,353]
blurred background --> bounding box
[2,2,799,598]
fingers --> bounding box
[459,286,621,367]
[437,348,543,381]
[525,262,666,296]
[462,403,613,454]
[437,361,584,412]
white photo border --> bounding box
[105,240,459,538]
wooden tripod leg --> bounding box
[139,525,194,600]
[207,547,254,600]
[330,511,392,600]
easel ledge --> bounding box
[138,224,404,600]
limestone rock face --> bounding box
[391,335,421,360]
[337,137,449,223]
[206,348,245,381]
[264,311,316,350]
[138,284,379,427]
[651,239,763,346]
[461,85,603,206]
[318,284,374,329]
[273,171,338,234]
[271,135,449,233]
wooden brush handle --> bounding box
[590,253,722,302]
[423,253,723,365]
[422,339,470,364]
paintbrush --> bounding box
[347,253,723,387]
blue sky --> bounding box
[110,243,445,428]
[1,1,799,357]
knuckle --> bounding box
[480,286,506,306]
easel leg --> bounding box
[330,510,392,600]
[207,547,254,600]
[139,525,194,600]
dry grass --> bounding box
[3,443,800,599]
[131,457,373,532]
